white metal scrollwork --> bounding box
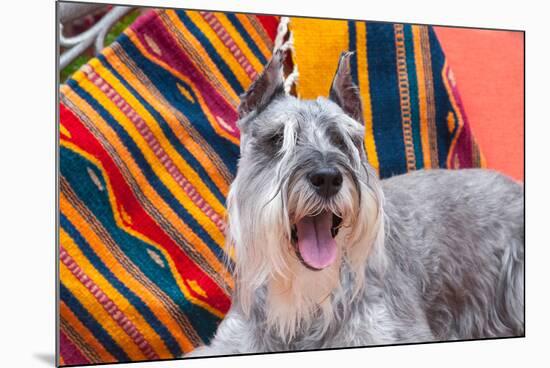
[59,3,135,69]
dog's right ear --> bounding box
[237,48,289,119]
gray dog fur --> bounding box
[186,48,524,357]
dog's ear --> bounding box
[237,48,289,118]
[329,52,364,124]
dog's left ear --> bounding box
[329,52,364,124]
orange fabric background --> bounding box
[434,27,524,181]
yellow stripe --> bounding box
[60,261,147,360]
[214,13,265,74]
[177,83,195,103]
[185,11,252,89]
[412,25,432,168]
[61,228,172,358]
[76,74,227,249]
[60,123,72,139]
[447,111,456,134]
[479,148,487,168]
[59,137,230,318]
[292,18,350,99]
[61,88,233,275]
[235,14,273,60]
[61,301,117,363]
[356,22,380,173]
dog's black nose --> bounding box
[308,167,343,198]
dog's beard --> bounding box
[226,159,385,341]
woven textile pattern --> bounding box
[59,9,484,366]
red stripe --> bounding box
[60,103,231,313]
[255,15,280,41]
[60,330,91,366]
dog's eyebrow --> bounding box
[324,124,350,148]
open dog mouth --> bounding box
[291,211,343,271]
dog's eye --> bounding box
[329,130,348,152]
[260,130,284,153]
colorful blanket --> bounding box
[59,8,484,366]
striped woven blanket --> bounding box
[59,8,484,366]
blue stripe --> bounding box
[96,53,230,204]
[60,211,182,357]
[427,26,451,167]
[176,10,244,95]
[60,282,130,361]
[226,13,268,66]
[65,80,228,265]
[366,23,407,178]
[403,25,424,169]
[60,147,222,342]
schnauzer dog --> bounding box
[187,45,524,357]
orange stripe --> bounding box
[412,25,432,168]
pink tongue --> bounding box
[296,211,338,270]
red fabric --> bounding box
[435,27,524,181]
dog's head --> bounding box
[227,48,385,337]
